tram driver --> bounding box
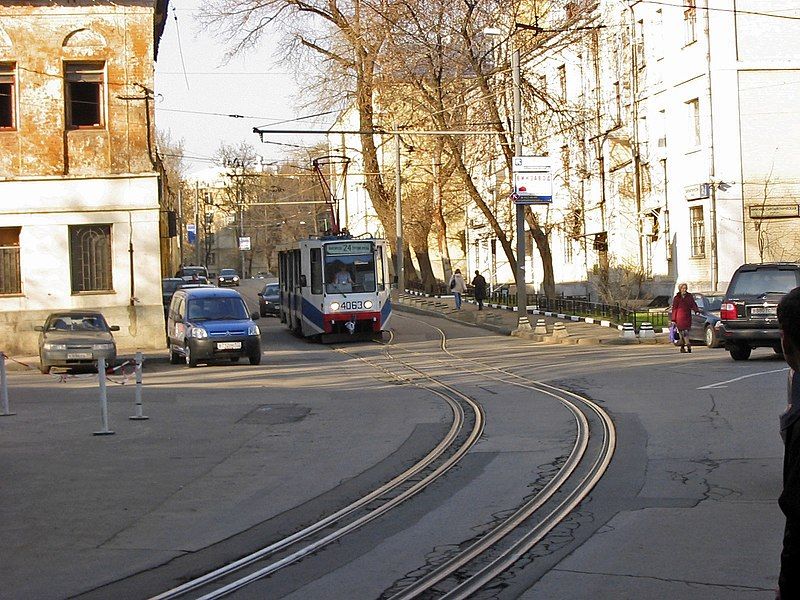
[333,263,354,286]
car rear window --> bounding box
[728,269,800,296]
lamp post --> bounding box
[395,125,404,291]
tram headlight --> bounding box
[363,300,373,309]
[330,302,340,311]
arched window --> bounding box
[69,225,112,292]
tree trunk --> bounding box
[527,213,555,298]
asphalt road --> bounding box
[0,290,786,599]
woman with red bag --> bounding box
[671,282,700,353]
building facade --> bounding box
[0,0,168,354]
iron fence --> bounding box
[404,280,669,331]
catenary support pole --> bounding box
[512,47,531,332]
[395,126,404,291]
[0,352,15,416]
[129,351,149,420]
[93,357,114,436]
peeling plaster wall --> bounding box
[0,1,165,355]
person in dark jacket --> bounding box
[472,271,487,310]
[671,282,700,353]
[777,286,800,599]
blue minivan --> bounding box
[167,287,262,367]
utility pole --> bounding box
[194,181,200,266]
[395,125,404,291]
[512,46,531,332]
[177,186,184,269]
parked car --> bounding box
[166,287,261,367]
[687,292,725,348]
[217,268,240,287]
[254,271,274,279]
[35,312,119,374]
[175,265,209,280]
[162,278,185,313]
[719,262,800,360]
[258,282,280,317]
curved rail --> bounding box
[151,331,484,600]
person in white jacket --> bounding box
[449,269,467,309]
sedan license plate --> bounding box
[750,306,777,318]
[67,352,93,359]
[217,341,242,350]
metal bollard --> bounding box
[93,357,115,436]
[0,352,15,417]
[129,351,149,420]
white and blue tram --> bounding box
[278,235,393,340]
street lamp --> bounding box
[485,27,531,332]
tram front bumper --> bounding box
[323,312,381,334]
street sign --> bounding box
[187,224,196,244]
[239,236,251,251]
[512,156,552,204]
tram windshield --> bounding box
[324,241,378,294]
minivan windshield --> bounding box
[728,270,800,296]
[186,297,249,321]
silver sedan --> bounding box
[35,312,119,374]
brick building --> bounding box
[0,0,169,354]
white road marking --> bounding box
[697,367,789,389]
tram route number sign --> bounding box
[326,242,373,256]
[512,156,553,205]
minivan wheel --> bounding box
[185,344,198,368]
[249,350,262,365]
[729,344,752,361]
[774,345,785,357]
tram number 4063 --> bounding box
[339,301,366,311]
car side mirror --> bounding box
[110,325,120,331]
[257,292,263,297]
[34,325,44,332]
[250,312,260,321]
[300,275,307,287]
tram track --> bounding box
[149,331,485,600]
[151,312,614,599]
[376,314,616,599]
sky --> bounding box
[153,0,327,173]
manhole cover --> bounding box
[239,403,311,425]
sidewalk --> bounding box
[395,291,669,346]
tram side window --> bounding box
[310,248,323,294]
[376,247,385,291]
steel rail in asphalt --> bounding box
[384,315,616,598]
[151,331,485,600]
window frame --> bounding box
[686,98,701,148]
[64,61,106,129]
[0,226,22,295]
[0,62,16,130]
[69,224,113,293]
[684,0,697,45]
[689,205,706,258]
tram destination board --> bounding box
[325,242,373,255]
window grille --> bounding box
[69,225,112,292]
[0,227,21,295]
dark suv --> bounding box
[719,262,800,360]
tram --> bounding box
[278,234,393,341]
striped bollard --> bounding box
[129,352,149,421]
[533,319,548,335]
[620,322,636,340]
[638,322,655,339]
[553,322,569,339]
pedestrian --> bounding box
[472,270,487,310]
[671,282,700,353]
[449,269,467,310]
[777,286,800,600]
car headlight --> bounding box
[43,343,67,351]
[330,302,340,311]
[92,343,114,350]
[189,327,208,339]
[233,276,239,281]
[248,324,260,336]
[364,300,374,309]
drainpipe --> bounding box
[705,1,719,291]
